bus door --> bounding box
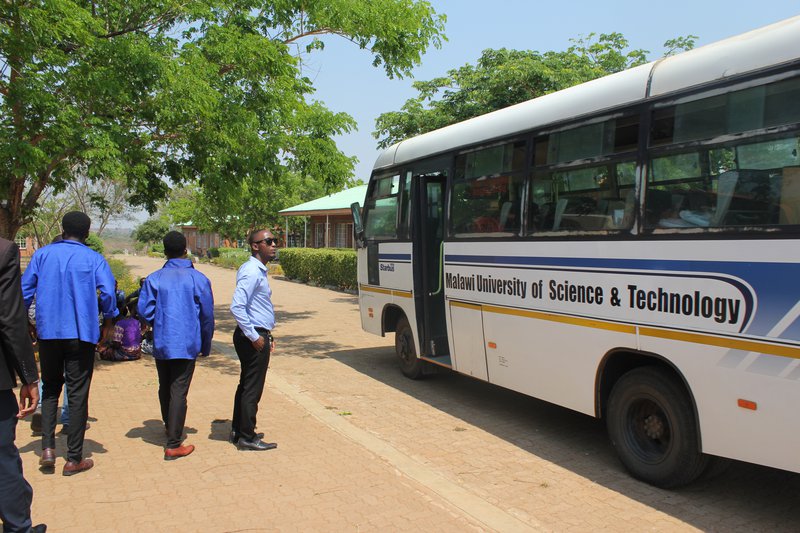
[412,165,450,359]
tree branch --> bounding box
[283,28,350,45]
[21,149,75,215]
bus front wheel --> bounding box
[395,316,424,379]
[606,366,708,488]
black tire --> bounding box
[395,316,424,379]
[699,455,732,482]
[606,366,708,488]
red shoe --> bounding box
[62,458,94,476]
[164,444,195,461]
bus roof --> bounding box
[373,16,800,172]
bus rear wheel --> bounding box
[606,366,708,488]
[395,316,424,379]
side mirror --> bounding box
[351,202,366,248]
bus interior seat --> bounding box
[711,171,739,226]
[472,216,501,232]
[498,201,512,228]
[499,201,521,232]
[646,189,673,227]
[552,198,568,230]
[721,169,780,225]
[601,198,626,228]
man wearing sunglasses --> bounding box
[229,229,279,451]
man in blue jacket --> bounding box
[138,231,214,460]
[22,211,118,476]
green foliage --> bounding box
[567,32,648,74]
[133,218,170,244]
[374,33,696,148]
[164,172,339,241]
[85,233,104,254]
[208,247,220,258]
[106,257,138,295]
[0,0,446,239]
[213,247,250,269]
[211,247,282,275]
[664,35,699,57]
[279,248,357,290]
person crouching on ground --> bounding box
[98,302,144,362]
[138,231,214,460]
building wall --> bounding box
[16,236,35,258]
[308,215,354,249]
[178,226,222,257]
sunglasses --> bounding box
[254,237,278,246]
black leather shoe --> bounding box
[229,430,264,444]
[237,438,277,451]
[31,524,47,533]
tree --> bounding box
[85,233,104,254]
[133,217,170,246]
[18,188,78,246]
[0,1,446,238]
[19,171,134,245]
[374,33,694,148]
[64,171,135,236]
[163,171,343,241]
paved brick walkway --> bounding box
[16,255,800,532]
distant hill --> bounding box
[101,228,136,253]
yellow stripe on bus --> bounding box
[451,301,636,334]
[359,284,413,298]
[639,327,800,359]
[451,300,800,359]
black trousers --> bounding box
[0,389,32,532]
[155,358,196,449]
[232,327,271,441]
[39,339,94,463]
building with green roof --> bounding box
[279,184,367,248]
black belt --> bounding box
[236,326,271,335]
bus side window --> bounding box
[451,173,524,236]
[363,174,401,239]
[529,161,635,233]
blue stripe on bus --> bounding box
[444,254,800,340]
[379,254,412,261]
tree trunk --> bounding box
[0,205,23,240]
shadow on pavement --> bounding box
[213,305,317,338]
[208,419,233,442]
[18,436,109,460]
[126,419,197,447]
[274,308,317,325]
[271,334,341,359]
[201,351,241,376]
[325,345,800,532]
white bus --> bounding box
[351,17,800,488]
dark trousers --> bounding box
[155,358,196,449]
[39,339,94,463]
[232,327,271,441]
[0,390,32,533]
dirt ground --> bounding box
[15,254,800,532]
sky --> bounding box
[118,1,800,229]
[300,0,800,182]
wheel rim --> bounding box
[624,397,672,464]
